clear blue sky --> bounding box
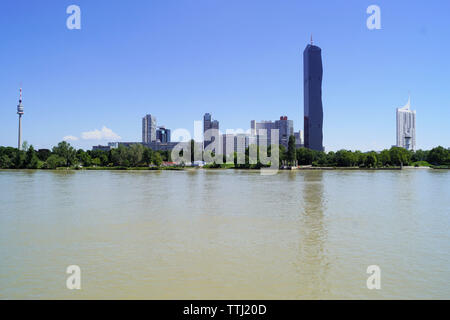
[1,0,449,151]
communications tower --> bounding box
[17,88,24,150]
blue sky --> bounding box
[0,0,449,151]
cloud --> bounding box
[63,135,79,141]
[81,126,121,141]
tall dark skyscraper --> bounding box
[303,40,324,151]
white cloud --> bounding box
[63,135,79,141]
[81,126,121,141]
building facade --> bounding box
[142,114,157,143]
[250,117,294,148]
[303,42,324,151]
[396,97,416,151]
[203,113,219,151]
[156,127,171,143]
[274,116,294,148]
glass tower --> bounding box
[303,43,324,151]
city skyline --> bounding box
[1,1,449,151]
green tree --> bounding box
[190,139,195,163]
[427,146,449,165]
[412,149,429,162]
[296,147,313,165]
[152,152,163,166]
[91,157,101,166]
[25,145,39,169]
[44,155,66,169]
[77,150,92,167]
[389,147,411,166]
[52,141,76,167]
[0,154,13,168]
[14,150,26,169]
[37,149,51,161]
[378,149,391,166]
[287,135,296,165]
[364,152,378,168]
[143,147,153,166]
[129,144,144,166]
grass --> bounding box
[411,161,431,167]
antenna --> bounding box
[311,34,313,45]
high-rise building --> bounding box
[203,113,219,150]
[275,116,294,148]
[17,88,24,150]
[294,130,304,148]
[396,96,416,151]
[142,114,156,143]
[303,39,324,151]
[250,117,294,148]
[250,120,276,147]
[156,127,171,143]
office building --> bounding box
[250,116,294,148]
[294,130,304,148]
[156,127,171,143]
[303,39,324,151]
[396,96,416,151]
[275,116,294,148]
[142,114,157,143]
[203,113,219,150]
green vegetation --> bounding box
[0,138,449,170]
[0,141,176,170]
[411,161,431,167]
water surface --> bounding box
[0,169,449,299]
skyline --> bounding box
[1,0,449,151]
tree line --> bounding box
[0,138,449,170]
[0,141,171,169]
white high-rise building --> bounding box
[396,97,416,151]
[142,114,157,143]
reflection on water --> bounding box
[296,171,328,298]
[0,169,449,299]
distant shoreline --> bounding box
[1,166,448,172]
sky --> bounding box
[0,0,449,151]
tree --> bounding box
[44,155,66,169]
[143,147,153,166]
[77,150,92,167]
[389,147,411,166]
[190,139,195,163]
[427,146,449,165]
[25,145,39,169]
[364,152,378,168]
[129,144,144,166]
[37,149,51,161]
[14,150,26,169]
[335,150,354,167]
[378,149,391,166]
[296,148,313,165]
[52,141,76,167]
[0,154,13,168]
[152,152,163,166]
[287,135,296,165]
[412,149,429,162]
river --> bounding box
[0,169,449,299]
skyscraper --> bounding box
[303,39,324,151]
[275,116,294,148]
[396,96,416,151]
[156,127,171,143]
[142,114,156,143]
[17,88,24,150]
[203,113,219,150]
